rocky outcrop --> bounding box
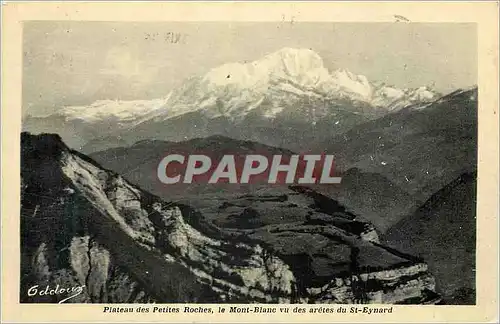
[21,133,440,304]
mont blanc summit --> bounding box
[23,48,439,152]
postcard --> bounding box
[1,2,498,323]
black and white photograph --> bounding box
[20,21,478,306]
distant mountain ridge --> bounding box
[322,86,478,201]
[383,172,477,304]
[89,135,417,234]
[23,48,440,152]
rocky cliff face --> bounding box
[21,133,440,304]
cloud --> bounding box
[101,47,141,78]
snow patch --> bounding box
[62,97,170,123]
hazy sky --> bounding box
[23,21,477,117]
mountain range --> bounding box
[21,133,441,304]
[86,85,478,303]
[23,48,440,153]
[89,86,477,233]
[322,87,477,201]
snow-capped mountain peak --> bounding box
[161,48,439,121]
[163,48,387,121]
[330,68,373,100]
[201,48,329,91]
[411,86,438,101]
[259,47,326,78]
[371,83,440,111]
[24,47,442,151]
[43,48,440,124]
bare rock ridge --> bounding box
[21,132,441,304]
